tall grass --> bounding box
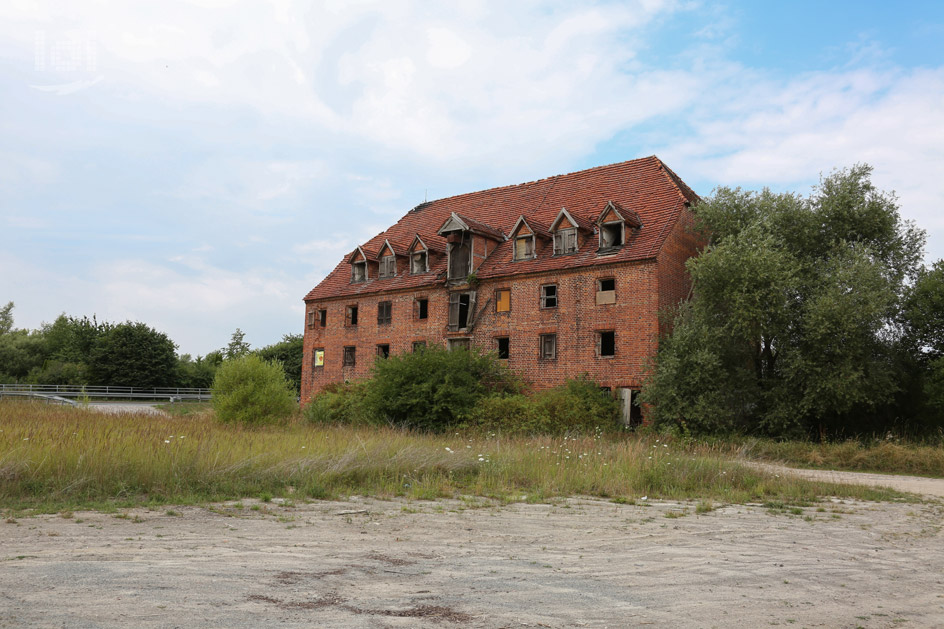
[0,401,905,512]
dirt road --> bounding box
[2,492,942,628]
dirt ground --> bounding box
[3,468,944,629]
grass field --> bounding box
[0,401,916,513]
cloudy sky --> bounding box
[1,0,942,357]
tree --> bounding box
[224,328,251,360]
[902,260,944,421]
[0,301,13,336]
[211,354,296,425]
[256,334,303,394]
[88,322,178,388]
[642,165,926,437]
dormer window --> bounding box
[379,254,396,278]
[554,228,578,255]
[411,251,428,274]
[514,235,535,261]
[600,221,624,249]
[351,261,367,283]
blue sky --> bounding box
[2,1,943,357]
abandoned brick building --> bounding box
[301,156,701,423]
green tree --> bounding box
[0,301,13,336]
[211,354,296,425]
[256,334,303,394]
[176,353,220,389]
[224,328,251,360]
[902,260,944,421]
[643,165,925,437]
[88,322,178,388]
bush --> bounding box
[304,381,373,425]
[211,354,297,425]
[364,346,522,431]
[469,377,622,435]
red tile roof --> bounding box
[305,156,699,301]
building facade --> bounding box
[301,156,701,423]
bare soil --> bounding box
[2,487,943,628]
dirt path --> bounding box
[747,462,944,498]
[2,495,942,628]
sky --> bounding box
[1,0,943,357]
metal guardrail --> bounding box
[0,384,211,401]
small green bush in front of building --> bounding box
[211,354,296,425]
[303,380,373,425]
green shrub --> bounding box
[364,346,521,431]
[211,354,297,425]
[304,381,373,425]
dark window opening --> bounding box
[377,301,392,325]
[448,292,472,330]
[318,309,327,327]
[351,261,367,282]
[416,298,428,320]
[540,284,557,309]
[376,344,390,358]
[412,340,426,353]
[598,331,615,357]
[596,278,616,305]
[600,222,624,249]
[346,305,358,326]
[496,337,509,359]
[342,346,356,367]
[411,251,427,274]
[553,228,578,255]
[540,334,557,360]
[448,239,471,280]
[379,255,396,278]
[598,278,615,291]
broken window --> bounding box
[351,261,367,282]
[307,310,316,328]
[411,251,428,274]
[539,334,557,360]
[596,278,616,305]
[345,305,358,326]
[553,228,578,255]
[496,289,510,313]
[342,346,356,367]
[312,348,324,368]
[379,255,396,278]
[540,284,557,309]
[496,337,509,359]
[412,340,426,353]
[415,298,428,320]
[514,236,535,261]
[448,239,471,280]
[448,292,472,330]
[600,222,624,249]
[597,331,615,357]
[448,338,471,351]
[376,344,390,358]
[318,309,327,327]
[377,301,392,325]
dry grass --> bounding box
[0,401,908,512]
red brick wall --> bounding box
[656,206,702,335]
[301,260,662,402]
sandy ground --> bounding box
[88,402,167,416]
[2,486,943,629]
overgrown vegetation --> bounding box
[211,355,297,425]
[0,401,908,512]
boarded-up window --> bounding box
[553,228,578,255]
[377,301,392,325]
[379,255,396,278]
[597,331,615,356]
[342,346,356,366]
[346,305,358,326]
[496,336,509,359]
[540,284,557,308]
[307,310,316,328]
[312,349,324,368]
[448,338,470,351]
[448,241,471,279]
[539,334,556,360]
[596,278,616,305]
[514,236,535,260]
[496,289,510,312]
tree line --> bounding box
[0,307,302,393]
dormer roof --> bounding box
[549,207,593,233]
[510,215,551,240]
[437,212,505,241]
[598,201,642,229]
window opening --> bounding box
[312,349,324,368]
[412,340,426,353]
[596,278,616,305]
[318,309,327,327]
[416,298,428,320]
[600,222,624,248]
[342,346,356,367]
[539,334,557,360]
[346,305,358,326]
[540,284,557,309]
[496,289,510,313]
[351,261,367,282]
[514,236,534,260]
[377,301,392,325]
[448,292,472,330]
[376,344,390,358]
[448,239,471,280]
[448,338,471,351]
[307,310,316,328]
[496,337,509,359]
[411,251,428,274]
[553,228,578,255]
[379,255,396,278]
[598,331,615,357]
